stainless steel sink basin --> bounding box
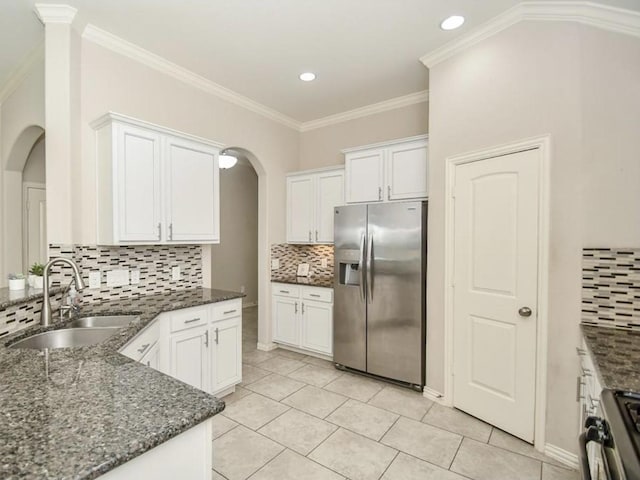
[70,315,137,329]
[8,328,118,350]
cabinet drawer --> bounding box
[120,320,160,361]
[169,305,209,333]
[212,299,243,321]
[272,283,300,298]
[302,287,333,303]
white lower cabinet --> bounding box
[272,283,333,356]
[119,298,242,396]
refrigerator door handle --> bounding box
[366,234,374,303]
[359,233,366,302]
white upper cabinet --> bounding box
[344,149,385,204]
[287,175,315,243]
[165,136,219,242]
[286,166,344,244]
[343,135,428,204]
[93,113,222,245]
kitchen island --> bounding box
[0,288,243,479]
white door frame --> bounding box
[22,181,46,272]
[443,135,551,451]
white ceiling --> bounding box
[3,0,640,122]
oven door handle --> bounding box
[578,432,593,480]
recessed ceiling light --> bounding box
[440,15,465,30]
[299,72,316,82]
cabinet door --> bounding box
[165,136,219,242]
[386,140,428,201]
[315,170,344,243]
[345,149,384,204]
[287,175,315,243]
[300,300,333,356]
[272,295,299,347]
[140,341,160,370]
[169,326,209,391]
[211,317,242,393]
[115,124,162,242]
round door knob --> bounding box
[519,307,532,317]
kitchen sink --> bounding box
[70,315,138,329]
[8,328,119,350]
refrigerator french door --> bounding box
[333,201,426,389]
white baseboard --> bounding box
[242,302,258,309]
[275,343,333,361]
[257,342,277,351]
[544,443,579,469]
[423,386,451,406]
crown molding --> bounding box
[421,1,640,68]
[300,90,429,132]
[341,134,428,154]
[0,43,44,104]
[82,24,302,131]
[34,4,78,24]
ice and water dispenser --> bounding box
[337,249,361,286]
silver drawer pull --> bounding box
[137,343,150,354]
[576,347,587,356]
[184,318,201,324]
[581,366,592,377]
[223,309,237,315]
[280,290,290,294]
[576,376,585,401]
[309,294,321,298]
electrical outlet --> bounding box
[106,270,129,287]
[171,266,181,281]
[88,271,101,289]
[240,285,245,293]
[130,270,140,285]
[321,258,328,268]
[271,259,279,270]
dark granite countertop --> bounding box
[0,286,64,310]
[271,276,334,289]
[0,288,244,480]
[581,324,640,391]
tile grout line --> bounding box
[377,450,400,480]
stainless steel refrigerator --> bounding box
[333,201,427,390]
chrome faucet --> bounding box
[41,258,86,327]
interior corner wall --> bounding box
[298,101,429,170]
[427,21,585,453]
[210,163,259,305]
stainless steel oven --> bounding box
[580,390,640,480]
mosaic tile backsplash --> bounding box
[582,248,640,330]
[0,244,202,338]
[271,244,334,281]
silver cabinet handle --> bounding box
[366,234,374,302]
[294,302,298,314]
[215,327,219,345]
[309,294,320,298]
[184,317,201,324]
[308,230,312,241]
[581,366,592,377]
[315,230,318,242]
[378,186,382,200]
[169,223,173,240]
[359,234,366,302]
[301,302,305,314]
[205,330,209,347]
[387,185,391,200]
[157,223,162,240]
[146,360,151,367]
[576,347,587,356]
[280,290,290,294]
[223,309,237,315]
[137,343,150,354]
[518,307,532,317]
[576,376,585,401]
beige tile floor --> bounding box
[213,307,579,480]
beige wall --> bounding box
[22,135,45,183]
[299,101,428,170]
[211,162,259,305]
[427,21,640,453]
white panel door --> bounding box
[116,124,162,242]
[169,326,209,391]
[211,317,242,393]
[287,175,315,243]
[453,148,539,442]
[272,295,299,347]
[386,140,428,200]
[165,137,219,242]
[315,170,344,243]
[345,149,385,204]
[300,300,333,355]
